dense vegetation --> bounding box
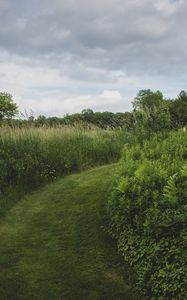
[0,126,128,215]
[4,89,187,132]
[0,89,187,299]
[105,131,187,299]
[0,92,18,120]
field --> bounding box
[0,126,128,215]
[1,0,187,298]
[0,125,186,299]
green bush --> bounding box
[106,131,187,299]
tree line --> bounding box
[0,89,187,131]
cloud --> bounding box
[0,0,186,115]
[16,90,130,117]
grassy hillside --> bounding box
[0,164,139,300]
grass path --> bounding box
[0,164,138,300]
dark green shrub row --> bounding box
[106,131,187,299]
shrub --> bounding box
[106,131,187,299]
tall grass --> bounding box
[0,125,127,214]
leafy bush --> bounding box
[106,131,187,299]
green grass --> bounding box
[0,164,139,300]
[0,126,128,214]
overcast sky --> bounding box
[0,0,186,116]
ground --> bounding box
[0,164,139,300]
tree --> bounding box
[81,109,94,123]
[132,89,164,111]
[0,92,18,120]
[132,90,171,132]
[170,91,187,127]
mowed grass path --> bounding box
[0,164,138,300]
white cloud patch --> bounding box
[155,0,178,14]
[17,90,129,117]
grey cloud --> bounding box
[0,0,186,116]
[0,0,186,79]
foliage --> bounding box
[132,89,164,111]
[2,89,187,133]
[0,92,18,120]
[26,110,136,130]
[105,131,187,299]
[0,126,129,214]
[169,91,187,128]
[132,90,172,133]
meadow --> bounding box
[0,123,186,299]
[0,126,140,299]
[0,125,128,215]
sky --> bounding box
[0,0,186,116]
